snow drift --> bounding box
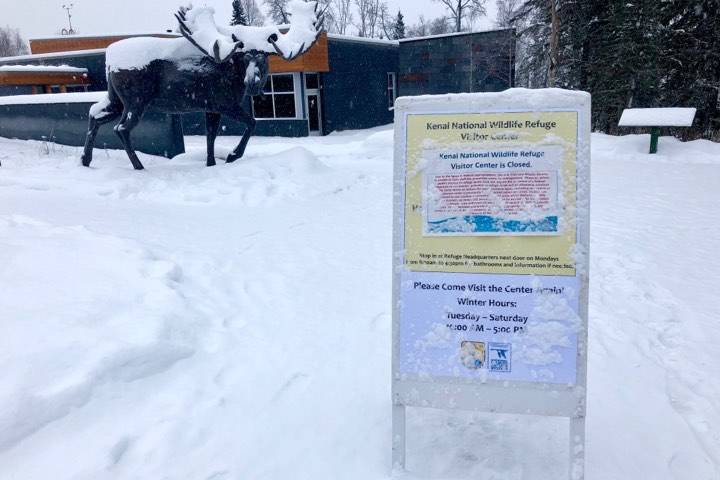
[0,129,718,479]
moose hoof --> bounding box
[81,156,92,167]
[207,160,216,167]
[226,154,239,164]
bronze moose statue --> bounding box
[81,1,324,170]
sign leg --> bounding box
[392,404,406,472]
[569,415,586,480]
[649,127,660,154]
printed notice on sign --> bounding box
[395,109,586,384]
[423,147,562,236]
[403,111,579,277]
[397,271,580,384]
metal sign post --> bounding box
[392,89,591,479]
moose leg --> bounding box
[205,112,221,167]
[114,107,146,170]
[81,108,121,167]
[226,110,256,163]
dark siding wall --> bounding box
[0,52,108,91]
[0,102,184,157]
[399,30,515,97]
[0,86,34,97]
[182,96,309,139]
[322,39,398,133]
[182,112,309,137]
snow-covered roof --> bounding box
[30,32,178,41]
[618,108,696,127]
[399,28,514,43]
[0,49,106,64]
[0,65,88,73]
[326,33,398,46]
[0,91,106,106]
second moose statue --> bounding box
[82,0,324,170]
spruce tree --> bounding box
[393,11,406,39]
[231,0,249,26]
[658,0,720,140]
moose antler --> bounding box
[175,9,211,57]
[175,6,244,62]
[267,1,324,60]
[222,0,324,61]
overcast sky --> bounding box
[1,0,497,40]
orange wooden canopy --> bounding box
[0,69,90,90]
[28,32,330,73]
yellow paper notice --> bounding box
[403,111,578,276]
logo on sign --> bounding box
[488,343,512,372]
[460,341,486,369]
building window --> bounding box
[387,72,397,110]
[252,74,298,119]
[305,73,320,90]
[66,85,88,93]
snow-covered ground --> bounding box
[0,128,719,479]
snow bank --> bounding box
[0,216,194,453]
[0,127,718,479]
[0,137,334,207]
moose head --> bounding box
[81,1,324,170]
[174,1,324,98]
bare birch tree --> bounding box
[330,0,353,34]
[0,26,29,57]
[264,0,290,24]
[243,0,266,26]
[355,0,384,37]
[495,0,522,28]
[432,0,487,32]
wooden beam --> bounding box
[30,34,178,54]
[269,32,329,73]
[0,72,90,86]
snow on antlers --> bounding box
[106,1,323,72]
[181,0,324,62]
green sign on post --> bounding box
[618,108,696,155]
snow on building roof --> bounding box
[326,28,513,46]
[618,108,697,127]
[0,91,106,106]
[0,65,88,73]
[326,33,398,46]
[29,32,178,41]
[0,49,106,64]
[399,28,514,43]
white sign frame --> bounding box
[391,90,591,479]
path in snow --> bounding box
[0,129,718,479]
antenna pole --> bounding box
[62,3,75,34]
